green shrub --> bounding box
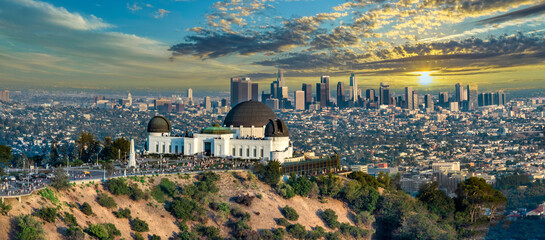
[150,234,161,240]
[114,208,131,218]
[276,218,290,227]
[259,229,274,240]
[86,223,120,240]
[286,224,306,239]
[339,223,370,239]
[105,178,130,195]
[97,194,117,209]
[129,184,147,201]
[131,218,149,232]
[133,232,145,240]
[65,226,85,240]
[63,212,78,226]
[0,201,12,216]
[307,226,326,240]
[196,224,221,239]
[36,206,57,223]
[167,197,205,221]
[325,231,342,240]
[14,215,46,240]
[38,187,60,205]
[80,202,93,216]
[321,209,340,229]
[287,174,313,197]
[272,228,285,240]
[151,186,165,203]
[159,178,177,197]
[281,206,299,221]
[276,183,295,199]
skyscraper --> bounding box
[294,90,305,110]
[204,96,211,111]
[412,91,419,110]
[230,77,253,107]
[349,73,358,103]
[404,87,413,110]
[379,82,390,106]
[187,88,193,105]
[302,83,312,109]
[277,69,285,87]
[366,89,375,102]
[320,76,330,106]
[424,94,434,111]
[467,84,478,111]
[455,83,463,102]
[251,83,259,101]
[439,92,449,107]
[494,91,506,106]
[337,82,346,108]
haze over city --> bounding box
[1,0,545,91]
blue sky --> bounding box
[1,0,545,91]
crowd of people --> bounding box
[0,178,47,196]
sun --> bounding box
[414,71,435,85]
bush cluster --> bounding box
[86,223,120,240]
[80,202,93,216]
[320,209,340,229]
[36,206,57,223]
[167,197,205,221]
[275,183,295,199]
[63,212,78,226]
[15,215,46,240]
[0,201,12,216]
[65,226,85,240]
[114,208,131,218]
[131,217,149,232]
[286,224,306,239]
[281,206,299,221]
[97,193,117,209]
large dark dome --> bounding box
[265,119,289,137]
[223,100,277,127]
[147,116,171,133]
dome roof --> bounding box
[223,100,277,127]
[265,119,289,137]
[147,116,171,133]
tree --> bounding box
[398,213,456,240]
[112,138,130,159]
[455,177,507,223]
[256,160,282,186]
[76,132,99,163]
[51,167,70,190]
[315,173,343,197]
[288,174,313,197]
[0,144,12,163]
[417,182,455,220]
[347,171,381,189]
[342,180,379,212]
[14,214,46,240]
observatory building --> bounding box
[145,100,293,162]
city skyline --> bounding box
[1,0,545,91]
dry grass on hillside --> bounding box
[0,172,362,239]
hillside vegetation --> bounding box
[0,165,504,240]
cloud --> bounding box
[154,9,170,18]
[127,2,142,12]
[255,34,545,75]
[2,0,112,31]
[476,2,545,25]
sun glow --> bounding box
[415,71,436,85]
